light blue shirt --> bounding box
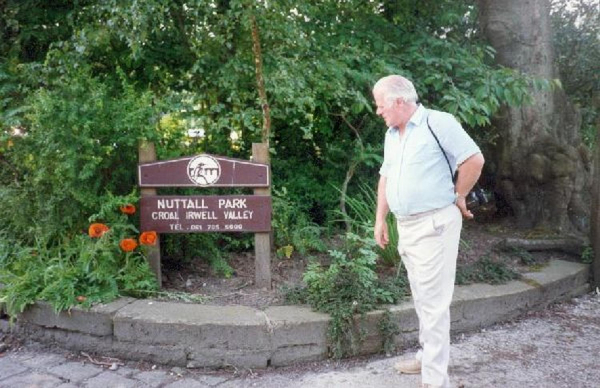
[379,105,481,217]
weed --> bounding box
[455,256,520,285]
[581,246,594,264]
[335,183,399,265]
[378,310,401,354]
[272,187,327,259]
[496,245,536,266]
[301,231,407,358]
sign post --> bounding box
[138,141,162,286]
[252,143,271,289]
[138,145,272,289]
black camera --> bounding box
[466,187,490,210]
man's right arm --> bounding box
[374,175,390,249]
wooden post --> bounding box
[591,125,600,289]
[253,143,271,289]
[138,140,162,287]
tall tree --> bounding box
[479,0,590,233]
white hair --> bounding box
[373,75,419,104]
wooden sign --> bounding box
[138,154,269,188]
[140,195,271,233]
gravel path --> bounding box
[1,291,599,388]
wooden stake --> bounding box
[138,140,162,287]
[253,143,271,289]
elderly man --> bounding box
[373,75,484,388]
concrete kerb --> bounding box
[2,259,590,369]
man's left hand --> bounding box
[455,196,474,219]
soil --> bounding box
[159,215,580,310]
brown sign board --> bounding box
[140,195,271,233]
[138,154,269,188]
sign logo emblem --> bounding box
[187,155,221,186]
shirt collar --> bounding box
[386,104,427,135]
[407,104,427,128]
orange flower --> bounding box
[139,231,158,246]
[119,238,138,252]
[120,204,136,215]
[88,223,110,238]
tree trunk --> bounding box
[250,13,271,149]
[591,110,600,287]
[479,0,590,234]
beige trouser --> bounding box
[396,204,462,388]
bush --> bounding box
[272,187,327,259]
[302,231,406,358]
[455,256,520,285]
[337,183,400,265]
[0,195,158,317]
[0,66,159,243]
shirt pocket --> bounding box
[405,137,440,166]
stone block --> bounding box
[0,372,63,388]
[114,301,270,350]
[14,351,66,370]
[48,361,102,383]
[451,280,537,332]
[0,357,28,380]
[186,347,270,369]
[84,371,142,388]
[133,370,175,387]
[388,301,420,350]
[353,309,386,355]
[264,305,329,365]
[163,379,209,388]
[17,321,188,366]
[18,297,135,336]
[521,260,590,307]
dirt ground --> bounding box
[159,215,580,309]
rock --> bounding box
[170,366,185,376]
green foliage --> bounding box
[302,232,407,358]
[161,233,234,278]
[496,245,536,266]
[0,65,160,243]
[0,0,563,314]
[581,246,594,265]
[0,202,158,317]
[455,256,520,285]
[337,183,400,265]
[378,310,401,355]
[272,187,327,259]
[1,0,542,232]
[551,0,600,148]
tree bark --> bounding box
[479,0,590,234]
[591,113,600,287]
[250,13,271,149]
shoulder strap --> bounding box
[426,116,456,183]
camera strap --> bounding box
[426,115,488,206]
[426,116,457,183]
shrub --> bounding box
[336,183,400,265]
[455,256,520,285]
[0,194,158,317]
[272,187,327,259]
[302,231,406,358]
